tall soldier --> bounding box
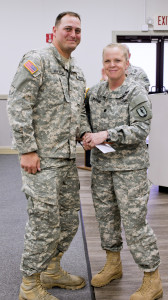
[83,43,163,300]
[7,11,90,300]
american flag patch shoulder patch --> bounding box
[24,60,38,74]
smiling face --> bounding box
[103,45,129,88]
[52,14,81,58]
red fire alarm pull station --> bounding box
[46,33,53,43]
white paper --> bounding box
[96,144,116,153]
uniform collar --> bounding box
[97,77,131,99]
[49,44,76,71]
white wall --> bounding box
[148,93,168,187]
[1,0,167,94]
[0,0,167,149]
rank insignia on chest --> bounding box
[24,60,38,74]
[137,106,147,117]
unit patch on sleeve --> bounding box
[136,106,147,117]
[24,60,38,74]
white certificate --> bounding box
[96,144,116,153]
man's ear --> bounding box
[52,26,56,37]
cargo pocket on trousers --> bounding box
[22,169,57,205]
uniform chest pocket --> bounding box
[69,72,85,100]
[89,98,105,130]
[43,68,65,104]
[108,101,129,124]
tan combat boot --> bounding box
[40,253,85,290]
[130,268,163,300]
[19,273,59,300]
[91,250,122,287]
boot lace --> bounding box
[99,261,109,274]
[98,258,119,275]
[136,275,151,295]
[59,266,71,278]
[36,276,54,299]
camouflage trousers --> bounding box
[20,158,80,277]
[91,167,160,272]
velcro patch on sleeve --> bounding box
[136,106,147,117]
[24,60,38,74]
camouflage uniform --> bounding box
[85,77,160,272]
[7,44,90,276]
[126,63,150,92]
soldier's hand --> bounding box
[83,131,108,148]
[82,133,92,150]
[20,152,41,174]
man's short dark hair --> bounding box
[55,11,81,26]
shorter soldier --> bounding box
[83,43,163,300]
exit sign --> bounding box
[154,15,168,30]
[46,33,53,43]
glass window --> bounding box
[124,43,156,92]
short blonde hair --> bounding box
[102,43,129,61]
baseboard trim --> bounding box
[0,147,18,154]
[0,146,84,155]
